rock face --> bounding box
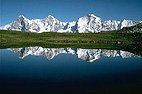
[0,14,141,33]
[9,47,140,62]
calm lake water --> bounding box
[0,47,142,94]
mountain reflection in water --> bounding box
[9,47,140,62]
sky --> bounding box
[0,0,142,26]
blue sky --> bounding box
[0,0,142,26]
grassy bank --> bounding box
[0,30,142,49]
[0,30,135,46]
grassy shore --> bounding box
[0,30,137,46]
[0,30,142,49]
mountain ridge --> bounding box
[0,14,141,33]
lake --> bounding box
[0,47,142,94]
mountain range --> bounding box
[1,14,141,33]
[9,47,140,62]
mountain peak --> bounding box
[17,15,29,22]
[47,15,55,19]
[18,15,27,19]
[88,14,99,18]
[48,15,54,17]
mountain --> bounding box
[9,47,140,62]
[0,14,141,33]
[119,23,142,33]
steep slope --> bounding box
[120,23,142,33]
[76,14,102,33]
[1,15,31,32]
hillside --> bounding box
[119,23,142,33]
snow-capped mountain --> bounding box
[0,14,141,33]
[9,47,140,62]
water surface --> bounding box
[0,47,142,94]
